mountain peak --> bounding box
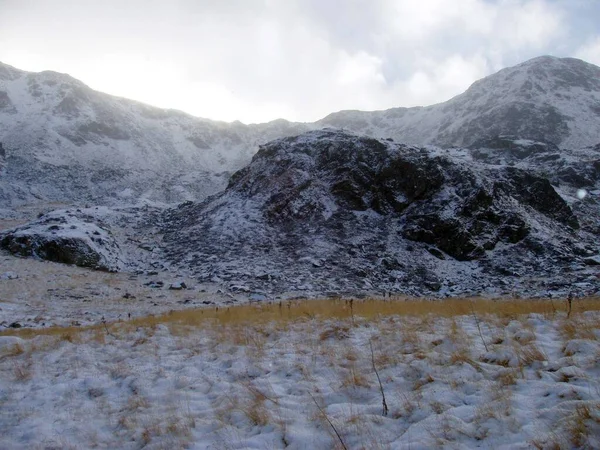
[318,55,600,149]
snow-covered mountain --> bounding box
[319,56,600,149]
[0,62,307,206]
[158,129,600,298]
[1,56,599,208]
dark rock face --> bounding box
[501,167,578,227]
[437,103,570,148]
[2,234,104,268]
[0,91,14,111]
[225,131,577,261]
[161,130,595,297]
[469,135,560,162]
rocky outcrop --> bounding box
[161,129,597,297]
[0,211,122,271]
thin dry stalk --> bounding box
[310,392,348,450]
[369,339,388,416]
[470,302,489,352]
[101,316,116,338]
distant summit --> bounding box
[319,56,600,149]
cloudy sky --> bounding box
[1,0,599,123]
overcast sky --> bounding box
[1,0,599,123]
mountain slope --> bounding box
[319,56,600,149]
[0,62,307,206]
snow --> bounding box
[1,56,600,448]
[1,303,599,449]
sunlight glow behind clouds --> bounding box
[576,36,600,66]
[0,0,597,123]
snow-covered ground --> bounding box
[1,299,599,449]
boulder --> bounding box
[0,211,122,271]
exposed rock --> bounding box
[469,136,560,163]
[0,211,122,271]
[584,256,600,266]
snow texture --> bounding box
[0,62,308,207]
[319,56,600,150]
[1,306,599,449]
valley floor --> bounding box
[0,253,242,330]
[1,298,599,449]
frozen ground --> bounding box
[1,299,599,449]
[0,253,258,330]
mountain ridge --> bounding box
[318,55,600,149]
[1,55,600,209]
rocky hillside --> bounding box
[1,56,599,209]
[159,129,600,298]
[319,56,600,149]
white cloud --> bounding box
[575,36,600,66]
[0,0,580,123]
[493,0,564,49]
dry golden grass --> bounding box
[12,359,33,381]
[1,323,105,339]
[3,296,599,340]
[320,323,351,341]
[496,368,519,386]
[341,365,371,389]
[559,315,599,341]
[243,393,270,427]
[1,342,25,357]
[564,402,600,448]
[516,343,547,368]
[449,350,477,368]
